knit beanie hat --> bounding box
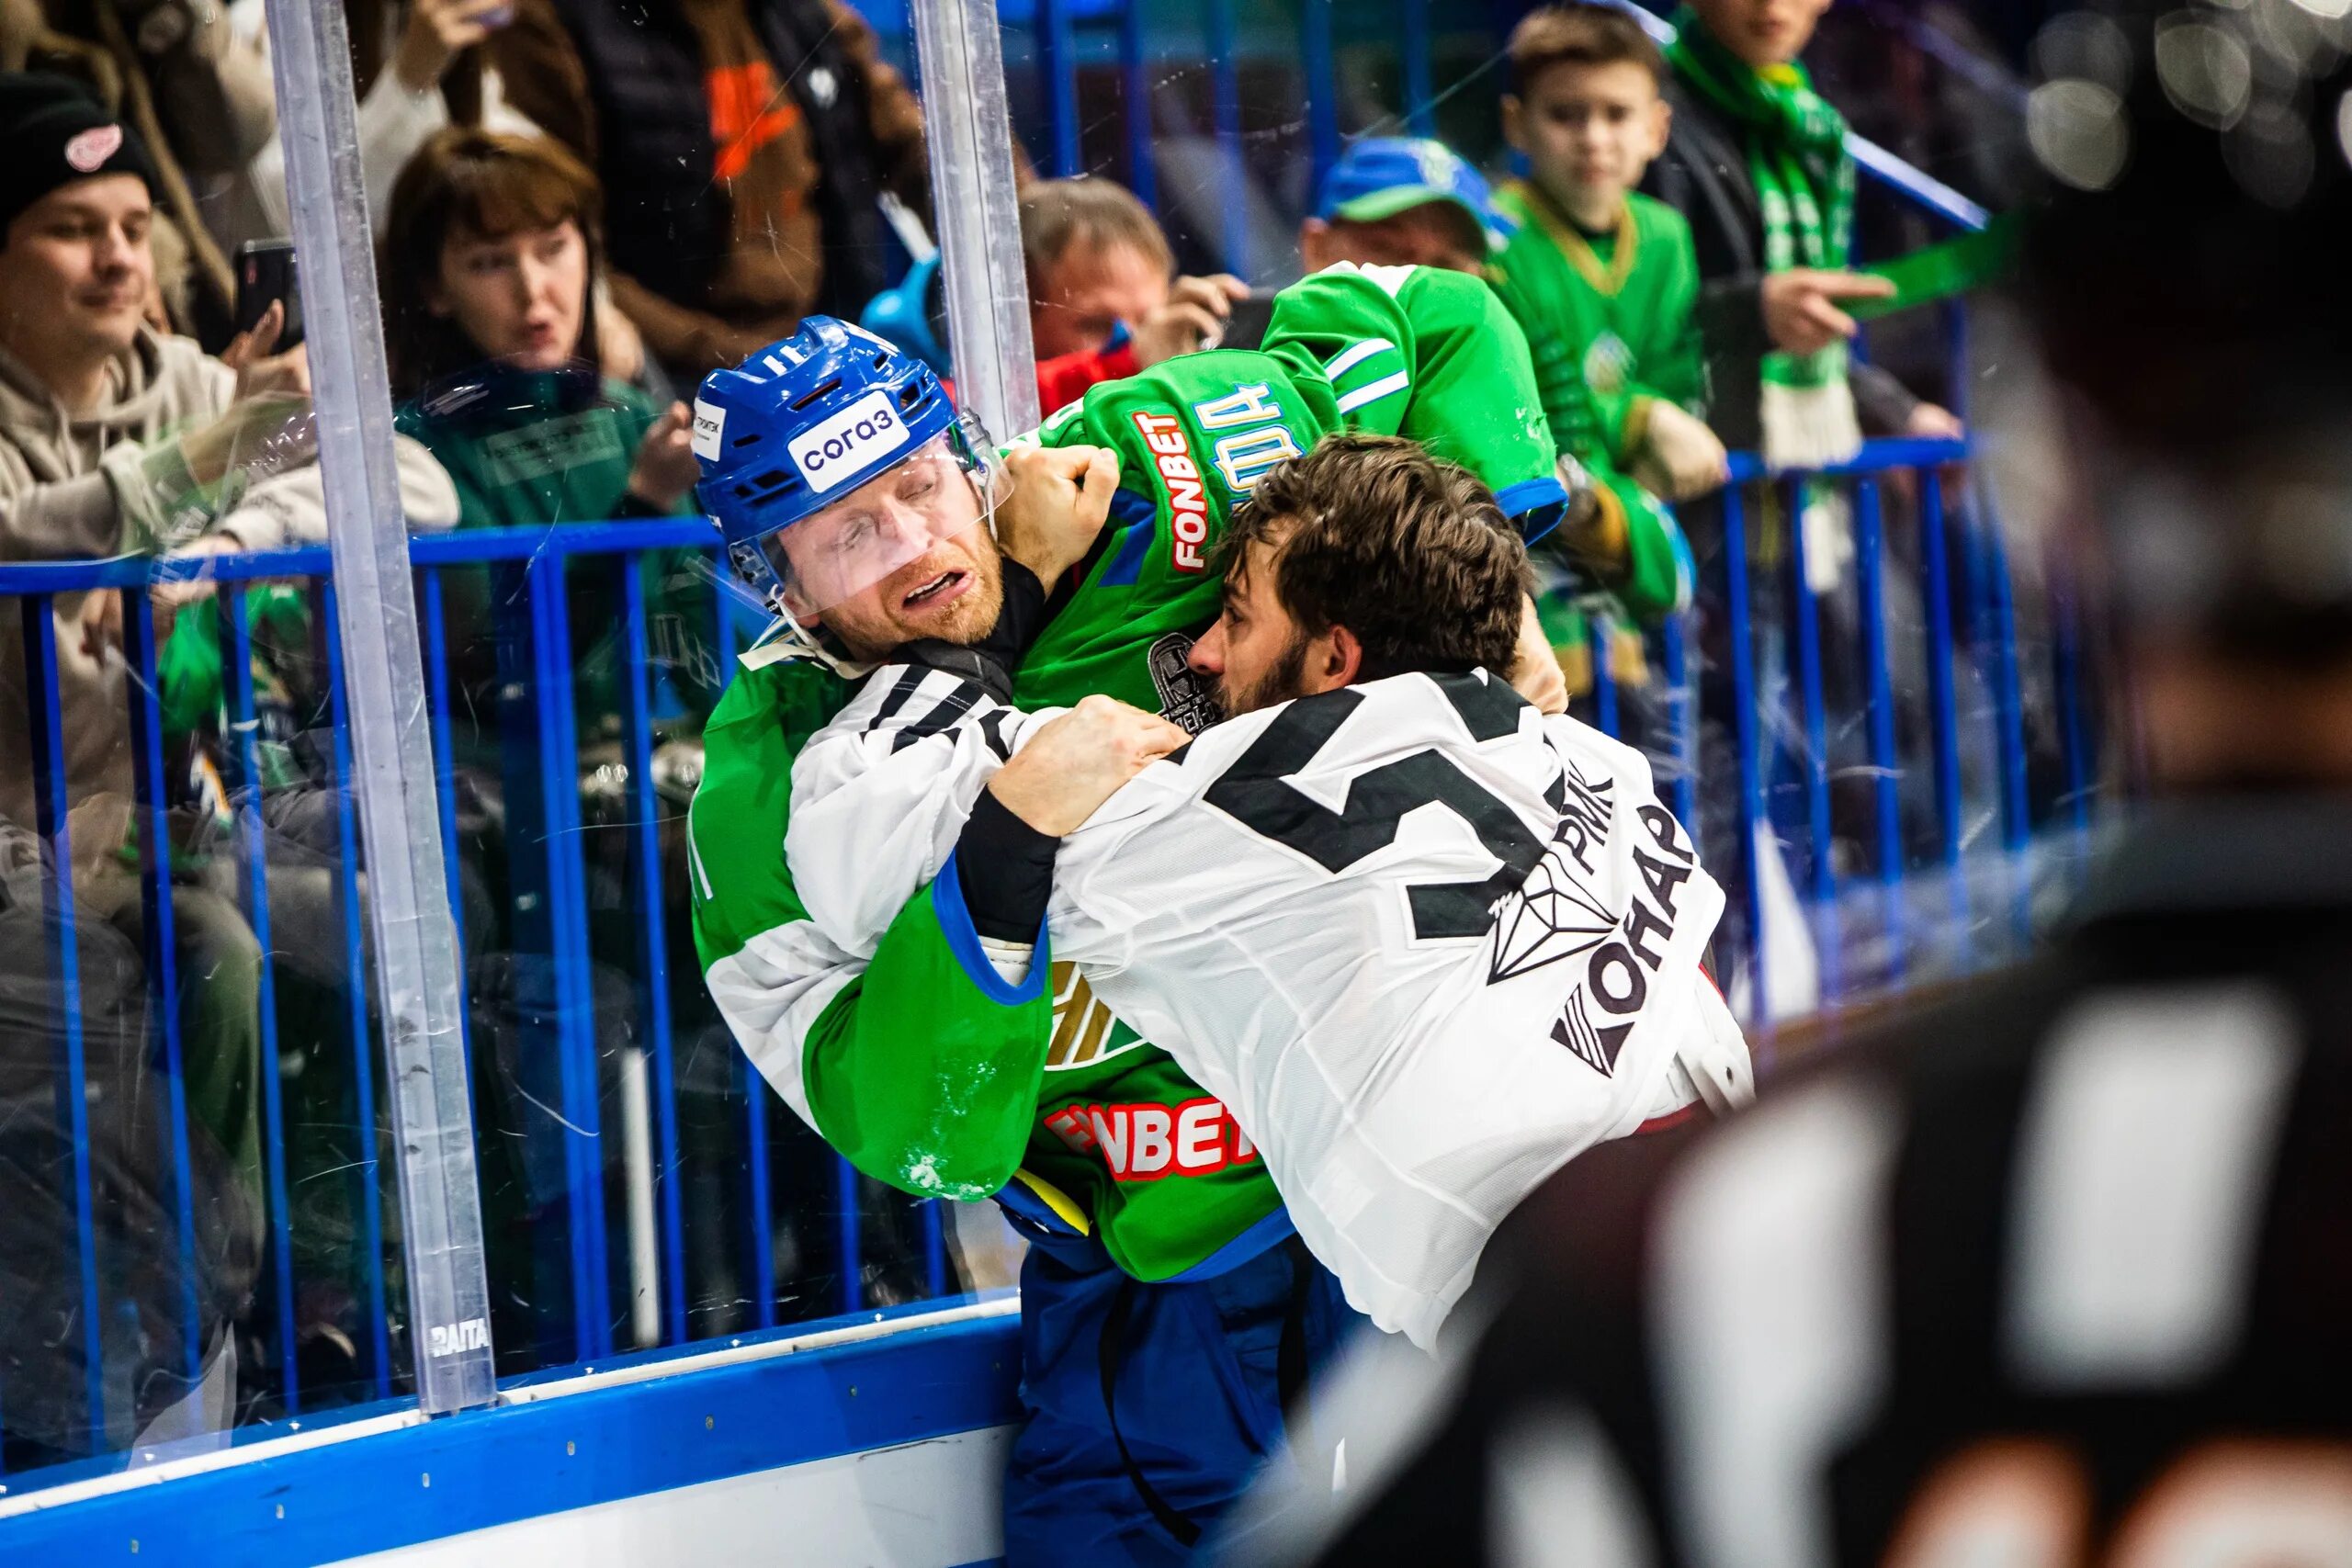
[0,73,162,239]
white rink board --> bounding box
[330,1426,1014,1568]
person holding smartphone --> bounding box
[0,74,467,1437]
[1023,177,1250,409]
[220,1,535,263]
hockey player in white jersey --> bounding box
[787,433,1751,1348]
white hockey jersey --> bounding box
[787,665,1751,1348]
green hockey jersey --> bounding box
[688,263,1559,1281]
[1489,182,1703,624]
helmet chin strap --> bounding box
[732,588,876,680]
[764,596,877,680]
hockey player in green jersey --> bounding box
[685,265,1566,1564]
[1492,3,1724,648]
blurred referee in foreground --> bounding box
[1229,3,2352,1564]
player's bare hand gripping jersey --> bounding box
[787,665,1752,1347]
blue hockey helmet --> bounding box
[694,315,995,619]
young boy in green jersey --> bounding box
[1491,4,1724,668]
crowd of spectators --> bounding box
[0,0,1978,1471]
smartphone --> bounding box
[233,239,304,350]
[1216,288,1278,354]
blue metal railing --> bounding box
[1681,439,2084,1013]
[21,590,106,1453]
[989,0,2000,262]
[0,522,959,1482]
[0,423,2097,1483]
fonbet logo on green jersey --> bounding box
[1043,1098,1259,1182]
[1130,410,1211,571]
[1130,385,1305,574]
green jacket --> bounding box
[1489,183,1702,626]
[396,368,718,754]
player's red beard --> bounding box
[804,525,1005,661]
[1215,628,1313,716]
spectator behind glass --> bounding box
[1645,0,1961,463]
[382,130,695,512]
[1298,137,1500,276]
[1022,175,1245,411]
[217,0,655,386]
[490,0,930,381]
[1492,3,1718,656]
[1,0,277,341]
[0,73,290,1461]
[379,128,724,1364]
[380,128,707,742]
[0,73,353,850]
[224,0,508,243]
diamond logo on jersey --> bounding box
[1582,331,1634,400]
[1488,750,1620,982]
[1148,632,1222,735]
[1489,850,1619,983]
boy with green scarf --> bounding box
[1645,0,1960,466]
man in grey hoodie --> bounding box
[0,73,454,1457]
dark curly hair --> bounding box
[1214,431,1531,682]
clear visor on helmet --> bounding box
[726,433,1007,617]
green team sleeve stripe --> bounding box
[1335,369,1411,414]
[1322,337,1397,379]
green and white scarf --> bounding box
[1667,6,1861,469]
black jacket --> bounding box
[560,0,899,313]
[1642,74,1923,448]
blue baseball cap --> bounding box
[1315,137,1506,254]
